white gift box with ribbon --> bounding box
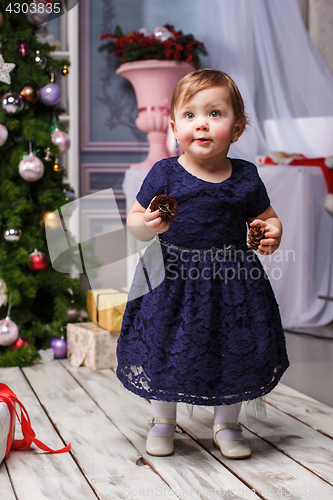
[0,401,15,464]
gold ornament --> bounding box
[62,65,69,76]
[40,210,60,230]
[53,156,62,172]
[19,84,39,104]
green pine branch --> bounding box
[0,2,86,367]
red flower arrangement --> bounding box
[99,24,207,69]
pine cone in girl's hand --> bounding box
[150,194,178,222]
[248,224,267,250]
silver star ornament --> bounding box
[0,54,16,85]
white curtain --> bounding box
[198,0,333,161]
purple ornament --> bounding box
[0,317,19,347]
[2,92,24,115]
[0,124,8,146]
[51,128,71,154]
[18,40,29,57]
[49,337,67,359]
[40,83,61,106]
[19,153,44,182]
[64,191,78,211]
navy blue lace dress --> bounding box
[116,156,289,405]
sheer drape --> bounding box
[198,0,333,161]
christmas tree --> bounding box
[0,2,86,367]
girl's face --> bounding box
[171,87,243,163]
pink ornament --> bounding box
[139,28,152,37]
[51,128,71,154]
[18,40,29,57]
[49,337,67,359]
[0,124,8,146]
[19,153,44,182]
[153,26,174,41]
[0,317,19,346]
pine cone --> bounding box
[150,194,178,222]
[248,224,266,250]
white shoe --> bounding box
[213,422,251,459]
[146,417,177,456]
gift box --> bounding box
[67,322,120,370]
[0,384,70,459]
[0,401,15,464]
[87,288,129,332]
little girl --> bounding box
[116,69,289,459]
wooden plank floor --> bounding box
[0,360,333,500]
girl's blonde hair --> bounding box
[170,68,250,133]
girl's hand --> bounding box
[249,219,281,255]
[143,200,170,234]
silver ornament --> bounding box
[0,316,19,346]
[26,2,50,26]
[35,50,47,69]
[4,229,21,241]
[67,308,80,322]
[153,26,174,41]
[18,153,44,182]
[2,92,24,115]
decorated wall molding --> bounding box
[79,0,149,153]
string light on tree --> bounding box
[39,210,60,230]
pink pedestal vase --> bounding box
[116,60,193,169]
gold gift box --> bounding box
[87,288,129,332]
[67,322,119,371]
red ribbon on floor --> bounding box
[0,383,71,456]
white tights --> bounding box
[149,400,177,437]
[214,402,244,441]
[149,400,243,441]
